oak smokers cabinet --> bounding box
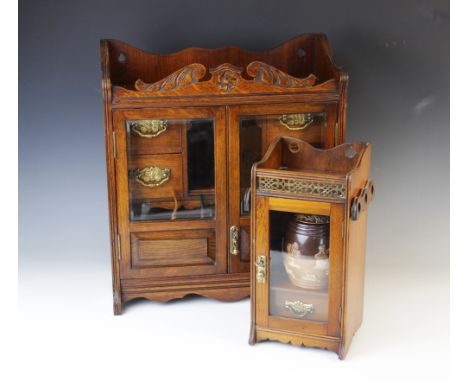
[249,137,374,359]
[100,34,349,314]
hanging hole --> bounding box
[289,142,300,153]
[118,53,127,63]
[297,48,306,58]
[371,184,375,195]
[358,202,362,213]
[345,146,357,158]
[364,193,368,204]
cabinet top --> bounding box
[253,137,372,203]
[100,34,348,105]
[255,136,371,179]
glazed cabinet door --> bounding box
[254,196,344,337]
[113,107,227,279]
[228,103,338,273]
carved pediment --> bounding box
[114,61,335,98]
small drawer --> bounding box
[270,285,329,322]
[270,267,329,322]
[126,119,183,155]
[264,112,326,149]
[128,154,183,199]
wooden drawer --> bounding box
[130,229,216,269]
[127,119,183,155]
[270,265,329,322]
[263,112,326,150]
[128,154,183,199]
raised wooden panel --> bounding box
[131,230,216,269]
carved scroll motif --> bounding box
[246,61,317,88]
[135,63,206,92]
[114,61,334,99]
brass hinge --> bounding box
[116,234,121,261]
[335,122,339,146]
[255,255,266,284]
[112,130,117,159]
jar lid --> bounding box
[296,214,329,224]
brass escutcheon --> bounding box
[284,300,314,317]
[279,113,314,130]
[130,120,168,138]
[135,166,171,187]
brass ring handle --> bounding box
[350,179,375,220]
[279,113,314,130]
[135,166,171,187]
[284,300,314,317]
[130,120,168,138]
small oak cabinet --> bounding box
[249,137,374,359]
[100,34,348,314]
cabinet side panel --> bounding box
[341,147,371,358]
[101,40,122,314]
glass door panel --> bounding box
[126,117,216,221]
[228,104,337,274]
[239,111,327,216]
[268,211,330,323]
[253,196,342,337]
[113,107,227,279]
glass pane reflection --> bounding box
[126,118,215,221]
[269,211,330,322]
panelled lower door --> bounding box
[113,107,227,279]
[228,103,338,273]
[254,196,344,338]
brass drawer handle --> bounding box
[135,166,171,187]
[230,225,240,256]
[284,300,314,317]
[130,120,168,138]
[279,113,314,130]
[255,255,266,284]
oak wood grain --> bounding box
[100,34,349,314]
[250,140,372,359]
